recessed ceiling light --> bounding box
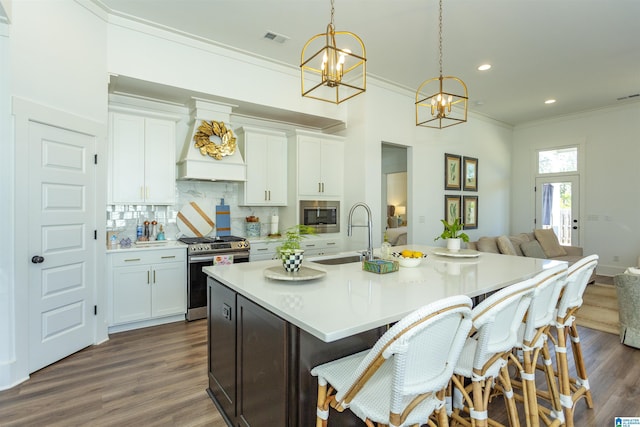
[545,99,556,104]
[477,64,491,71]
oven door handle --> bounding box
[188,254,217,263]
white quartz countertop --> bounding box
[106,240,187,253]
[204,245,566,343]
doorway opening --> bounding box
[381,143,408,245]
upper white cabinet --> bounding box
[294,131,344,198]
[238,126,288,206]
[109,111,176,204]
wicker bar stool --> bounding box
[449,278,537,427]
[310,295,473,427]
[507,264,568,427]
[548,254,599,427]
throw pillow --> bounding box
[477,237,500,253]
[520,240,548,259]
[497,235,518,256]
[509,233,530,256]
[534,229,567,258]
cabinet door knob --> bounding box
[31,255,45,264]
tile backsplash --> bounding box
[106,181,281,241]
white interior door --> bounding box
[535,175,580,246]
[28,121,95,373]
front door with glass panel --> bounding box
[535,175,579,246]
[535,146,580,246]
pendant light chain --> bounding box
[438,0,443,77]
[330,0,335,27]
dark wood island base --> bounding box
[207,277,384,427]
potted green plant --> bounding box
[434,218,469,252]
[275,224,315,272]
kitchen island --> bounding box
[204,245,565,427]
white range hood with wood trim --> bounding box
[177,98,246,181]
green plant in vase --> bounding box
[275,224,315,272]
[434,218,469,252]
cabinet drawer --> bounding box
[110,248,186,266]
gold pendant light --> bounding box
[416,0,468,128]
[300,0,366,104]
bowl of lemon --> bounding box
[391,250,427,267]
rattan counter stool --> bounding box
[507,264,568,427]
[310,295,473,427]
[547,254,599,427]
[448,278,537,427]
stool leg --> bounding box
[315,381,330,427]
[540,340,564,424]
[568,323,594,409]
[471,378,488,427]
[499,365,521,427]
[521,347,540,427]
[555,325,574,427]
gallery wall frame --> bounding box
[463,195,478,229]
[444,195,462,224]
[444,153,462,190]
[463,156,478,191]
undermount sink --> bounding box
[312,255,378,265]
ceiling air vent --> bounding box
[263,31,289,44]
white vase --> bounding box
[447,238,461,252]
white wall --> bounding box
[342,80,514,251]
[2,0,107,389]
[511,102,640,275]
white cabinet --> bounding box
[109,111,176,204]
[249,237,343,261]
[249,240,282,261]
[300,237,343,257]
[238,127,288,206]
[296,132,344,198]
[109,248,186,329]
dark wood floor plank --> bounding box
[1,317,638,427]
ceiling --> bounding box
[98,0,640,126]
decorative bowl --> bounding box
[391,251,427,268]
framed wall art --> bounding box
[444,195,462,224]
[463,156,478,191]
[463,195,478,229]
[444,153,461,190]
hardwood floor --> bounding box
[0,320,226,427]
[1,317,638,426]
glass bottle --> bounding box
[381,231,392,260]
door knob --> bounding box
[31,255,45,264]
[572,226,578,230]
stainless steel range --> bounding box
[179,236,250,321]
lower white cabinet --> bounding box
[250,237,343,261]
[108,248,186,330]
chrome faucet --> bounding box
[347,202,374,261]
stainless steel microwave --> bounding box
[299,200,340,234]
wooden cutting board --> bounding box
[176,201,214,237]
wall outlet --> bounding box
[613,255,619,262]
[222,304,232,321]
[418,215,425,223]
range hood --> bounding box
[177,98,246,181]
